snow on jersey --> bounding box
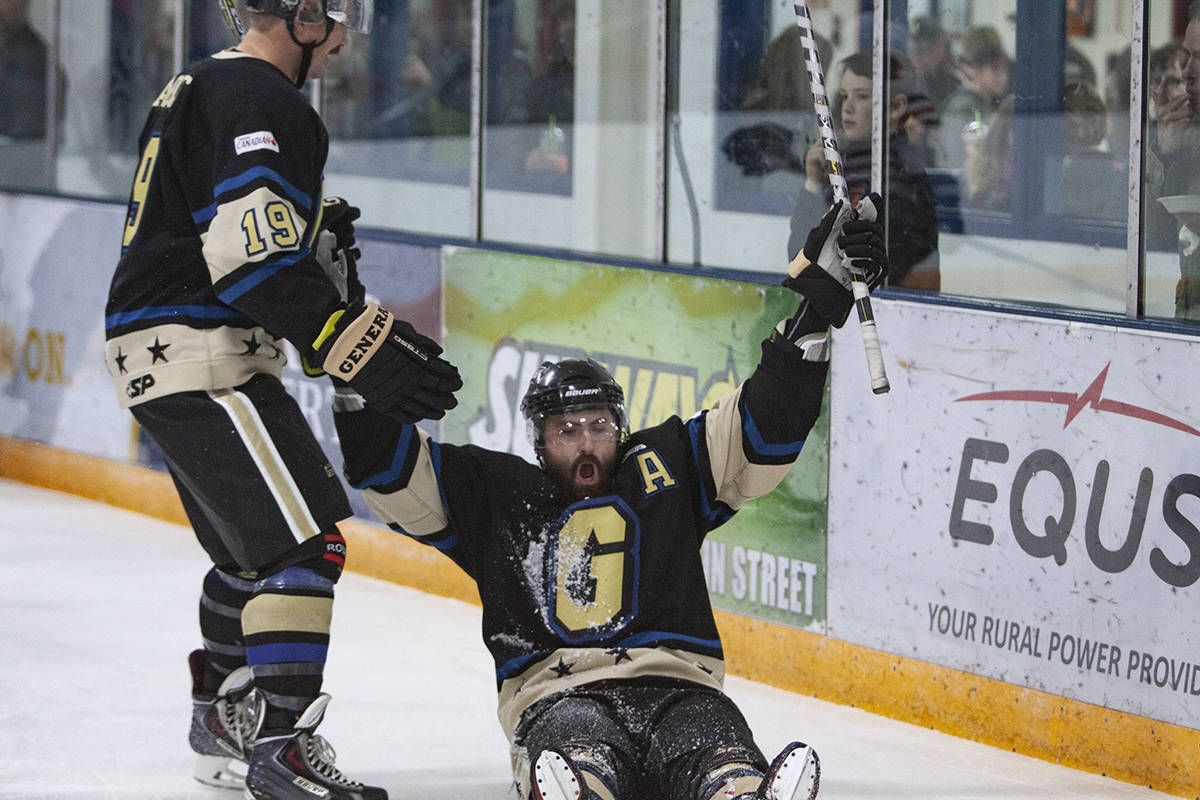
[335,337,829,739]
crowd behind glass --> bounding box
[3,0,1197,326]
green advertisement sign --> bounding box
[442,247,828,630]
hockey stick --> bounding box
[790,2,890,394]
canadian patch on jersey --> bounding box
[234,130,279,155]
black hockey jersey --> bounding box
[104,51,343,407]
[335,336,828,738]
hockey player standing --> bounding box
[333,196,889,800]
[103,2,461,798]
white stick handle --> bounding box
[852,282,890,393]
[792,2,890,394]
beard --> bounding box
[547,452,614,501]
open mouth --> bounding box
[577,461,597,483]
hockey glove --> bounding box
[314,197,364,306]
[781,193,888,330]
[312,301,462,423]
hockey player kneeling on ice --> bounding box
[334,195,888,800]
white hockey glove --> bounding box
[312,301,462,423]
[314,197,364,306]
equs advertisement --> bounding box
[828,300,1200,729]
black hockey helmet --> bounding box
[521,358,628,451]
[243,0,373,33]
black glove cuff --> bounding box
[782,265,854,327]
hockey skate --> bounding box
[189,650,259,789]
[532,749,586,800]
[243,693,387,800]
[758,741,820,800]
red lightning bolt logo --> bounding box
[955,363,1200,437]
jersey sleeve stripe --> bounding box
[429,440,452,526]
[191,166,313,225]
[348,422,416,489]
[105,303,252,330]
[214,247,310,304]
[686,415,735,528]
[385,522,458,551]
[739,400,806,458]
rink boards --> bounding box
[0,192,1196,798]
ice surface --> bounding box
[0,479,1173,799]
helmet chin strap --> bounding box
[286,17,335,88]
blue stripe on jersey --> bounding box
[386,522,458,552]
[617,630,723,651]
[741,401,805,457]
[494,632,723,681]
[104,303,249,331]
[495,651,545,681]
[216,248,309,304]
[192,165,314,224]
[245,642,329,666]
[686,415,733,527]
[351,423,416,489]
[431,440,452,526]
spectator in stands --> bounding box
[964,95,1013,213]
[740,23,833,117]
[0,0,55,140]
[939,25,1011,169]
[1104,47,1132,175]
[523,0,575,173]
[1060,81,1125,220]
[717,24,834,180]
[967,82,1123,220]
[420,0,473,136]
[905,16,959,164]
[1146,2,1200,320]
[792,51,941,290]
[910,16,959,110]
[1064,44,1097,89]
[1145,42,1192,250]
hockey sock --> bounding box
[243,549,340,731]
[699,761,761,800]
[575,769,617,800]
[197,567,254,694]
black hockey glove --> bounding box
[312,301,462,423]
[315,196,365,306]
[781,193,888,331]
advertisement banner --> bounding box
[0,194,444,522]
[829,300,1200,728]
[0,196,130,460]
[441,246,830,630]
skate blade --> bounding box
[767,743,820,800]
[533,751,583,800]
[194,753,248,790]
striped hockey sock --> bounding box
[242,566,334,731]
[197,567,254,693]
